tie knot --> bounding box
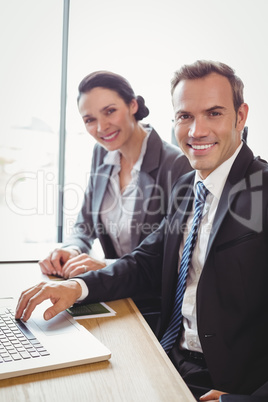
[195,181,209,204]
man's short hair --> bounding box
[171,60,244,113]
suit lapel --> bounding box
[92,163,113,226]
[205,142,254,260]
[130,171,155,250]
[161,176,195,328]
[130,128,162,248]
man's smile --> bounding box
[189,143,216,150]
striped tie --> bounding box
[160,181,209,353]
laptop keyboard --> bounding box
[0,307,50,364]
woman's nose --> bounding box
[97,117,109,133]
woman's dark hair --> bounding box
[77,71,149,121]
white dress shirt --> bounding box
[100,129,150,257]
[180,142,243,352]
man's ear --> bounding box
[236,103,249,131]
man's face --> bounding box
[173,73,248,179]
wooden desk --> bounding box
[0,263,195,402]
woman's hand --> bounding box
[200,389,228,401]
[15,280,82,322]
[61,253,106,278]
[39,248,80,277]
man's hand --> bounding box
[39,248,80,277]
[61,253,106,278]
[15,280,82,322]
[200,389,228,401]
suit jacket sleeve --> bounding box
[74,216,167,303]
[220,378,268,401]
[221,395,268,402]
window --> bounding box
[1,0,268,252]
[0,1,62,248]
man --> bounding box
[16,61,268,402]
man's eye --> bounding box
[176,114,191,122]
[209,111,221,117]
[180,114,190,120]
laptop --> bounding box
[0,296,111,380]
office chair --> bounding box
[242,126,248,142]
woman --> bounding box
[39,71,191,327]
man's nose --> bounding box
[189,117,209,138]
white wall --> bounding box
[66,0,268,160]
[1,0,268,159]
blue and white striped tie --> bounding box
[160,181,209,353]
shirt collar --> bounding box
[103,126,151,171]
[194,142,243,200]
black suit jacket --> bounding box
[221,396,267,402]
[76,142,268,397]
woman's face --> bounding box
[78,87,138,152]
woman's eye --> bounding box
[85,118,95,124]
[107,108,116,115]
